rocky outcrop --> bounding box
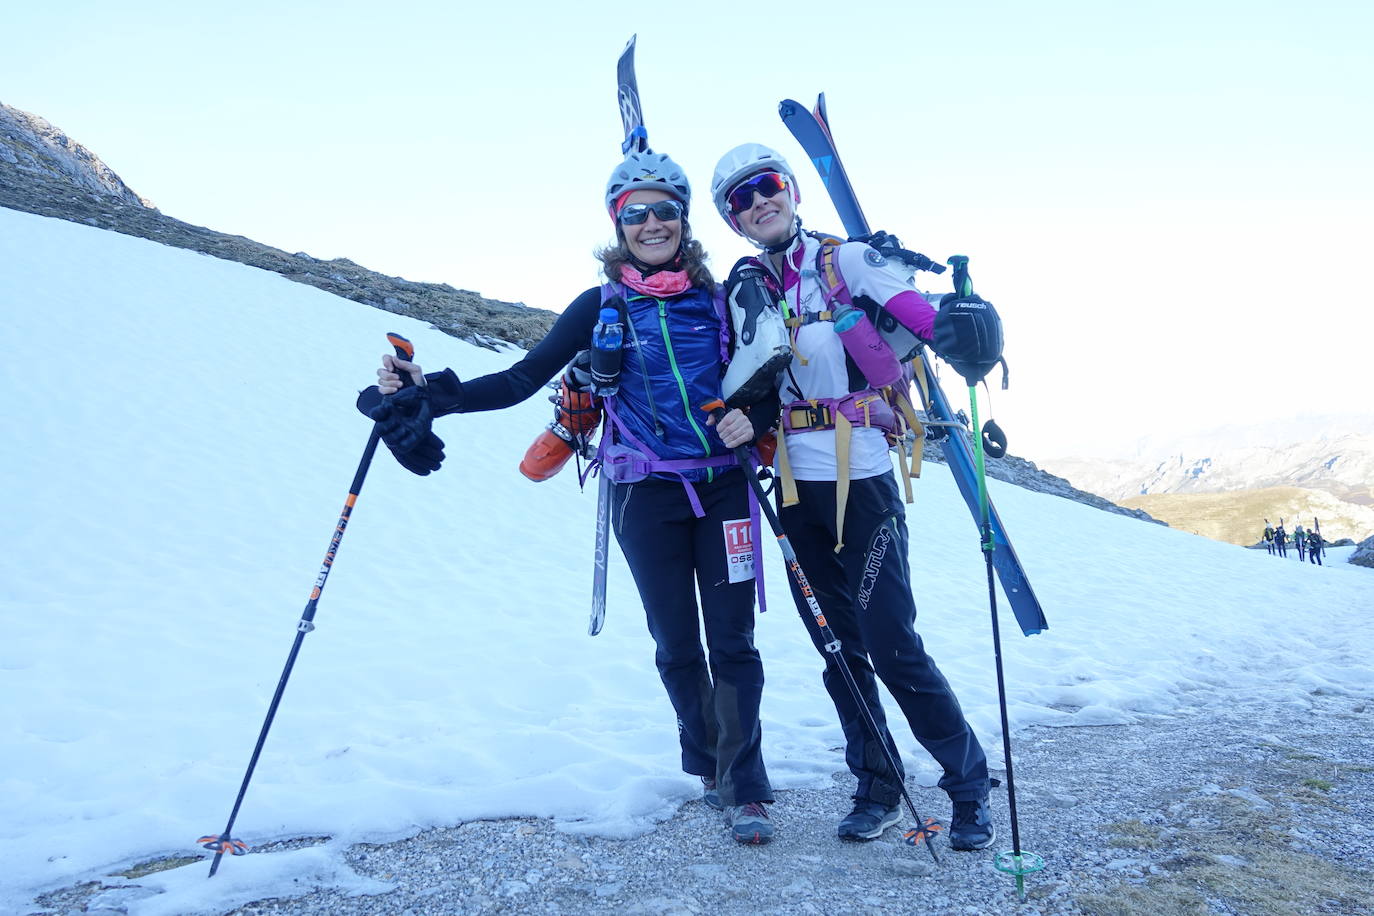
[1350,535,1374,568]
[0,101,556,351]
[0,104,148,205]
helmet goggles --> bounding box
[726,172,791,215]
[617,199,685,226]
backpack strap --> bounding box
[775,426,801,508]
[833,409,852,552]
[712,284,731,367]
[601,398,737,518]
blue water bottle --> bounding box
[590,307,624,396]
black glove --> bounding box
[366,385,446,475]
[932,294,1004,387]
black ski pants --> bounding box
[614,472,773,807]
[779,474,989,806]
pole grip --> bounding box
[387,332,414,361]
[947,255,972,297]
[384,332,419,388]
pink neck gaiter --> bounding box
[619,264,691,297]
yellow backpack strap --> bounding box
[789,326,808,367]
[893,386,924,482]
[911,358,931,409]
[833,411,852,552]
[894,440,915,503]
[776,428,800,508]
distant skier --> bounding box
[1262,521,1275,555]
[1308,529,1324,565]
[1274,523,1288,558]
[1294,524,1307,562]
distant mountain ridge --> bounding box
[1046,434,1374,506]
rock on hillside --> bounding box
[0,101,555,350]
[0,103,148,205]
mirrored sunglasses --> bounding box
[727,172,789,215]
[618,199,685,225]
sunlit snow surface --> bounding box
[2,209,1370,914]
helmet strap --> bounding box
[762,219,803,254]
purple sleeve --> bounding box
[882,289,936,341]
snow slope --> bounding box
[2,208,1371,915]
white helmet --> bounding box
[710,143,800,234]
[605,150,691,218]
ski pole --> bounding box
[700,400,942,862]
[968,384,1044,900]
[200,332,415,878]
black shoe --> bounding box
[837,798,901,841]
[949,796,996,850]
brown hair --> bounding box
[595,220,716,290]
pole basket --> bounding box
[198,835,249,856]
[995,849,1046,902]
[903,819,943,847]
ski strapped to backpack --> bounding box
[780,92,1046,640]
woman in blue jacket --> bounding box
[363,151,777,844]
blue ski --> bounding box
[779,95,1047,636]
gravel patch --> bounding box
[31,692,1372,915]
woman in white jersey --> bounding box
[708,143,996,851]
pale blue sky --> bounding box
[5,0,1371,457]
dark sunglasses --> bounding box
[618,199,685,225]
[727,172,789,215]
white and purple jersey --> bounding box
[768,233,936,482]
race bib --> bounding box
[722,518,756,584]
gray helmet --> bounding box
[710,143,800,233]
[605,150,691,217]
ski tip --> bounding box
[813,92,830,126]
[778,99,802,119]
